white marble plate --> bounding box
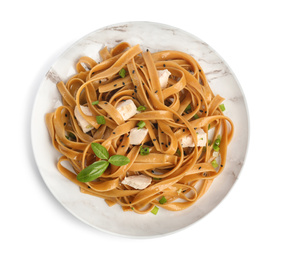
[31,21,249,237]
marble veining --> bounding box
[45,68,62,84]
[104,24,128,32]
[31,21,249,238]
[228,95,244,102]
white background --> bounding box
[1,1,283,259]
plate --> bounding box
[31,21,249,237]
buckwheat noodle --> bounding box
[45,42,234,214]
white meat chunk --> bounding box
[116,99,137,121]
[180,128,207,147]
[157,69,171,89]
[121,175,152,190]
[129,127,148,145]
[74,105,94,133]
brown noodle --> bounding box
[45,42,234,214]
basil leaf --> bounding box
[91,143,109,160]
[76,160,109,182]
[108,155,130,166]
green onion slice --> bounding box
[159,196,167,204]
[92,101,99,105]
[96,115,105,125]
[214,139,221,146]
[213,144,220,152]
[176,148,181,157]
[184,104,191,114]
[137,105,146,111]
[211,160,219,168]
[137,120,146,129]
[140,146,149,156]
[151,206,159,215]
[219,104,226,112]
[119,68,126,78]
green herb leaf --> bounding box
[140,146,150,156]
[92,101,99,105]
[137,120,146,129]
[108,155,130,166]
[137,105,146,112]
[151,206,159,215]
[119,68,126,78]
[159,196,167,204]
[91,143,109,160]
[76,160,109,182]
[96,115,106,125]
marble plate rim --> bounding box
[31,21,250,238]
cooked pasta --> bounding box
[45,42,234,214]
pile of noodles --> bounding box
[45,42,234,214]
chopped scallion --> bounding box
[119,68,126,78]
[193,114,199,119]
[151,206,159,215]
[184,104,191,114]
[137,120,146,129]
[211,160,219,168]
[137,105,146,111]
[177,188,183,195]
[66,132,76,141]
[214,138,221,146]
[159,196,167,204]
[140,146,149,156]
[176,148,181,157]
[92,101,99,105]
[96,115,105,125]
[219,104,226,112]
[69,132,76,139]
[213,144,220,152]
